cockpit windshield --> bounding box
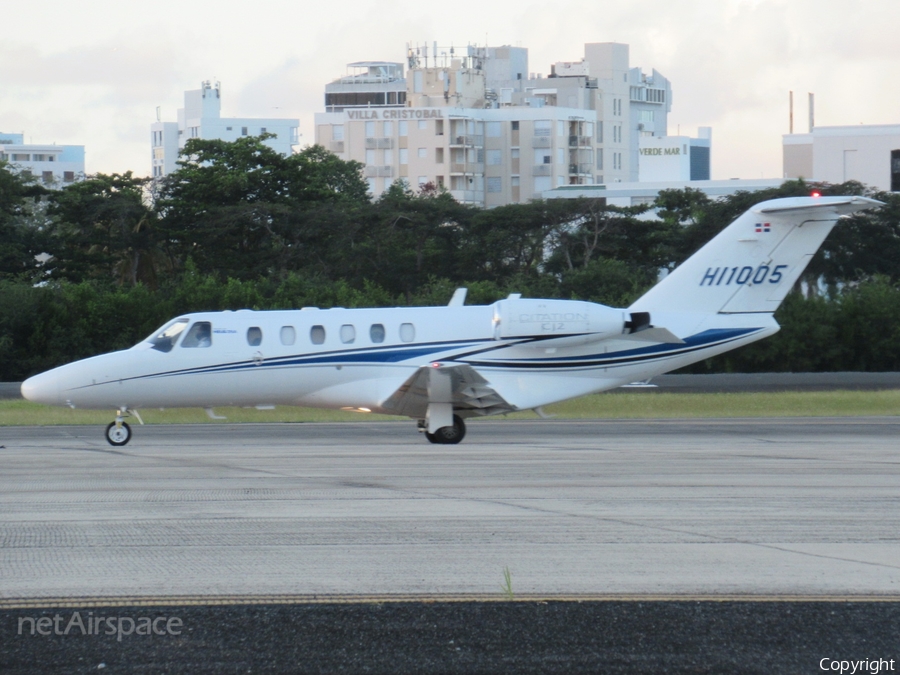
[143,318,190,353]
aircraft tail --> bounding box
[630,196,882,316]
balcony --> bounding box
[568,135,592,148]
[364,165,394,178]
[450,162,484,175]
[329,141,345,153]
[449,135,484,147]
[532,137,551,148]
[532,164,552,176]
[364,137,394,149]
[568,163,592,175]
[450,189,484,206]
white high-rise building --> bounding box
[316,42,680,206]
[0,132,85,186]
[150,81,300,177]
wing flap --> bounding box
[381,363,516,419]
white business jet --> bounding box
[22,195,880,446]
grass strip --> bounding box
[3,389,900,426]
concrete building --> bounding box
[0,132,85,186]
[151,81,300,177]
[638,128,711,182]
[783,124,900,192]
[316,42,684,206]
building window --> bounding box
[435,148,444,164]
[597,150,603,170]
[241,127,248,136]
[42,171,53,184]
[383,121,393,136]
[260,127,267,134]
[64,171,75,182]
[399,323,415,343]
[310,325,326,345]
[487,150,501,166]
[399,121,408,136]
[511,148,520,159]
[366,149,375,165]
[417,176,428,186]
[418,120,427,130]
[226,126,232,131]
[511,121,519,131]
[333,125,344,141]
[366,177,376,194]
[418,147,427,158]
[280,326,296,346]
[511,176,520,187]
[370,324,386,343]
[435,120,443,136]
[534,120,551,137]
[486,122,502,138]
[365,121,375,138]
[487,176,501,192]
[399,148,408,165]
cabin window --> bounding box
[310,325,326,345]
[181,321,212,348]
[147,318,189,353]
[280,326,296,346]
[369,323,386,344]
[399,323,415,343]
[247,327,263,346]
[340,324,356,344]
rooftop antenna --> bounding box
[808,92,815,132]
[789,91,793,134]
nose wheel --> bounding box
[105,420,132,446]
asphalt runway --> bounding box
[2,418,900,599]
[3,419,900,673]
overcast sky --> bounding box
[2,0,897,181]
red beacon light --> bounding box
[810,190,822,198]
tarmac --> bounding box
[2,419,899,672]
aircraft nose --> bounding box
[21,370,61,406]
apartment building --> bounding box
[0,132,85,186]
[150,81,300,177]
[315,42,676,206]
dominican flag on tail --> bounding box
[755,222,771,233]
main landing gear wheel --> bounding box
[425,415,466,445]
[105,421,132,446]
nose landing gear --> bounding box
[105,408,140,446]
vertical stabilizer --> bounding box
[630,196,881,316]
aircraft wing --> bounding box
[381,363,516,420]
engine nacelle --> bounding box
[492,298,628,345]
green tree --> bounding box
[0,161,48,280]
[47,172,158,285]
